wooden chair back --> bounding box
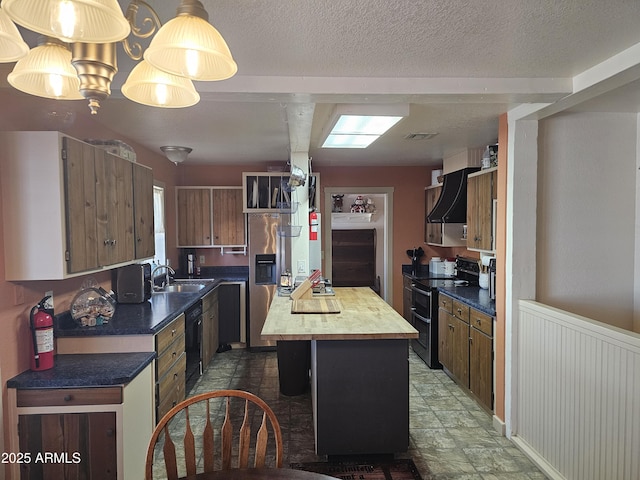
[145,389,283,479]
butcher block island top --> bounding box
[261,286,418,341]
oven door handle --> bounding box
[411,286,431,297]
[412,309,431,324]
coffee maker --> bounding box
[179,248,196,277]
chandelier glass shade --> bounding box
[122,60,199,108]
[1,0,131,43]
[8,37,84,100]
[144,8,237,81]
[0,8,28,62]
[0,0,237,113]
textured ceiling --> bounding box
[2,0,640,166]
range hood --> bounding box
[427,167,479,223]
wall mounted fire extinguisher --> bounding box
[29,296,54,371]
[309,211,318,241]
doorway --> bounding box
[323,187,394,303]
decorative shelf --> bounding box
[332,212,374,223]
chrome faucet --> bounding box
[152,264,175,288]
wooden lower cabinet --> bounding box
[9,364,154,480]
[155,313,186,422]
[19,412,117,479]
[201,288,219,370]
[438,292,494,412]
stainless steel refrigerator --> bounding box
[248,213,281,349]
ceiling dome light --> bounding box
[2,0,130,43]
[161,146,192,165]
[144,0,237,81]
[0,8,29,62]
[122,60,200,108]
[8,37,83,100]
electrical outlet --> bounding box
[297,260,306,273]
[199,255,205,264]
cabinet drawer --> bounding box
[157,380,186,421]
[17,387,122,407]
[156,314,185,355]
[470,309,493,336]
[156,332,185,380]
[157,352,186,402]
[452,300,470,323]
[439,294,453,313]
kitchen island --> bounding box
[261,287,418,456]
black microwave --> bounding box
[112,263,152,303]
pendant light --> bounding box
[122,60,199,108]
[0,8,29,62]
[144,0,237,81]
[7,37,83,100]
[2,0,130,43]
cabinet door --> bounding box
[467,170,495,251]
[177,189,212,246]
[470,327,493,410]
[95,150,135,266]
[19,412,117,479]
[451,315,470,387]
[424,185,442,244]
[438,308,453,372]
[212,189,245,246]
[63,137,99,273]
[132,163,155,259]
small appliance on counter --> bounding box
[429,257,444,275]
[406,247,424,275]
[454,256,480,285]
[112,263,152,303]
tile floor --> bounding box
[164,347,548,480]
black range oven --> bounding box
[184,301,203,394]
[410,279,441,369]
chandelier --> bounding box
[0,0,237,114]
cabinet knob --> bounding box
[64,394,72,402]
[106,429,115,437]
[111,240,117,246]
[103,239,110,245]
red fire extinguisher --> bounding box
[309,211,318,241]
[29,296,54,371]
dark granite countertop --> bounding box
[6,352,155,389]
[438,285,496,317]
[56,280,220,337]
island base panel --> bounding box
[313,339,409,455]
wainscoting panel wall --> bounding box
[515,300,640,480]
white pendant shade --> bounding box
[2,0,130,43]
[122,60,199,108]
[0,8,29,62]
[8,38,83,100]
[144,14,237,81]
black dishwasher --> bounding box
[184,301,203,394]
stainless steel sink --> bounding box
[154,281,209,293]
[162,284,206,293]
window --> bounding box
[153,185,166,265]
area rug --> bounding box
[291,456,424,480]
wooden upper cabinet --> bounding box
[212,188,245,246]
[132,163,155,259]
[177,188,213,246]
[424,184,442,244]
[94,149,135,266]
[467,168,497,252]
[176,187,247,249]
[0,131,151,280]
[63,137,99,274]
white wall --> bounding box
[537,111,637,330]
